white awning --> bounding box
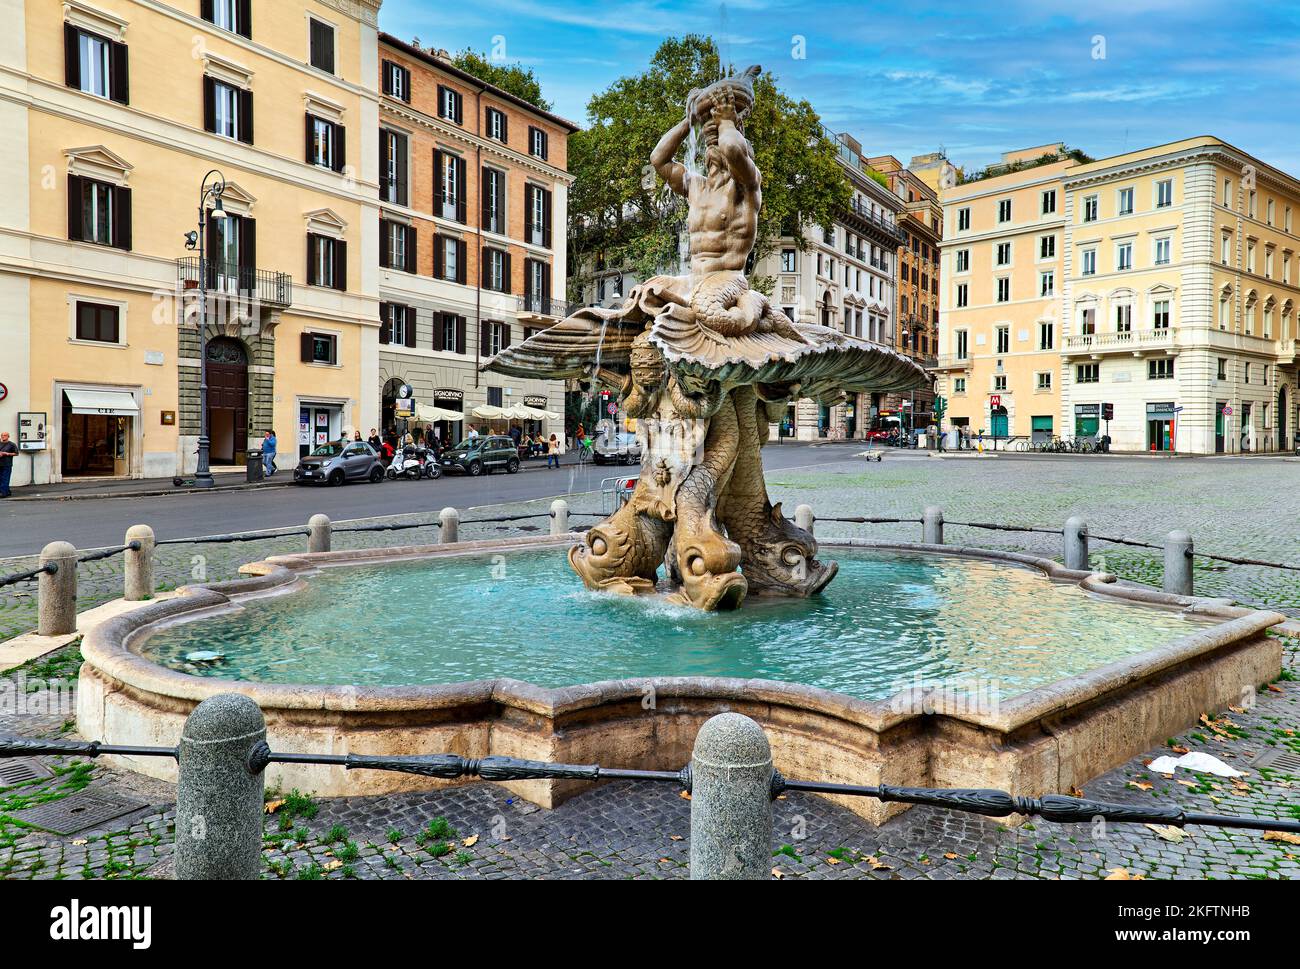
[414,403,465,423]
[64,389,139,417]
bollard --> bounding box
[922,506,945,545]
[175,693,267,880]
[307,514,332,554]
[550,499,569,537]
[795,504,815,535]
[440,507,460,544]
[1163,530,1194,596]
[123,525,156,601]
[38,541,78,637]
[1064,516,1090,571]
[689,712,774,880]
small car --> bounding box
[294,441,385,486]
[592,431,642,465]
[439,435,520,476]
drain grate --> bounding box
[1248,748,1300,773]
[7,790,147,835]
[0,758,53,787]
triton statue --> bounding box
[485,66,925,611]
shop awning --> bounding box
[502,403,562,420]
[414,403,465,423]
[471,405,509,420]
[64,389,139,416]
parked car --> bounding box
[592,431,643,465]
[439,435,520,476]
[294,441,385,486]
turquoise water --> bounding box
[138,549,1212,701]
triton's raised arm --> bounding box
[651,115,695,197]
[711,91,760,192]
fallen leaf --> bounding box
[1145,824,1188,844]
[264,799,286,815]
[1176,780,1197,787]
[71,839,88,846]
[943,852,959,860]
[323,860,343,871]
[1267,684,1283,693]
[1068,786,1085,798]
[826,856,842,865]
[679,790,691,801]
[1170,745,1190,755]
[1263,831,1300,845]
[864,855,893,871]
[462,835,478,848]
[1128,781,1155,791]
[669,835,684,842]
[1105,867,1144,880]
[771,867,784,879]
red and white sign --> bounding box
[989,395,1002,409]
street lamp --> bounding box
[191,170,227,489]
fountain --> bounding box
[484,67,926,610]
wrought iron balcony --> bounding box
[517,294,567,319]
[176,258,292,309]
[844,199,907,244]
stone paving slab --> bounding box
[1,639,1295,881]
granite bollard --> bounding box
[923,506,945,545]
[38,541,78,637]
[1164,529,1194,596]
[123,525,156,601]
[689,712,774,880]
[1064,516,1090,571]
[440,507,460,544]
[175,693,267,880]
[308,514,332,554]
[795,504,815,536]
[550,499,569,537]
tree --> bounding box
[450,50,552,111]
[568,35,850,301]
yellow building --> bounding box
[934,145,1071,444]
[0,0,382,484]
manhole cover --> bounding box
[8,790,147,835]
[1248,748,1300,773]
[0,759,53,787]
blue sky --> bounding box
[381,0,1300,173]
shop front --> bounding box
[59,387,140,479]
[1074,403,1100,441]
[429,390,464,448]
[1146,401,1177,452]
[298,401,344,459]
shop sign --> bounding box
[433,389,464,406]
[1075,404,1100,416]
[524,396,547,408]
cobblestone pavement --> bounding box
[1,640,1296,881]
[3,453,1300,644]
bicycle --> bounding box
[577,439,595,465]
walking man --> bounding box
[0,432,17,498]
[262,429,277,478]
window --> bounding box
[380,219,415,273]
[64,25,128,105]
[529,126,549,160]
[1041,190,1057,215]
[380,302,412,347]
[1265,247,1274,279]
[435,150,467,223]
[302,332,337,365]
[1217,357,1227,381]
[482,247,511,293]
[1115,304,1132,333]
[1249,190,1257,218]
[437,313,466,354]
[1039,235,1055,259]
[955,282,968,308]
[434,234,467,284]
[67,175,130,250]
[482,167,507,234]
[1152,299,1170,330]
[380,129,408,205]
[1223,178,1233,207]
[1222,234,1233,265]
[993,375,1007,391]
[1243,362,1252,383]
[997,199,1012,223]
[1267,199,1275,225]
[306,234,346,290]
[1247,242,1256,273]
[204,77,253,144]
[1148,358,1174,380]
[1036,371,1052,391]
[1080,307,1096,335]
[1219,296,1230,330]
[954,377,967,394]
[996,277,1010,303]
[1156,179,1173,208]
[1076,363,1099,383]
[486,107,508,143]
[1039,270,1054,297]
[955,249,969,273]
[382,60,411,102]
[204,0,251,37]
[1039,321,1054,350]
[525,184,552,247]
[1154,237,1171,265]
[306,115,345,172]
[996,326,1010,353]
[437,85,464,124]
[1083,195,1098,223]
[524,258,551,313]
[957,207,971,231]
[996,242,1011,266]
[75,302,120,343]
[309,18,335,74]
[1116,241,1133,271]
[955,330,968,359]
[1117,187,1134,216]
[781,248,796,272]
[1081,248,1096,276]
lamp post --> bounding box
[188,171,228,489]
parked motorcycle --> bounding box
[386,445,426,481]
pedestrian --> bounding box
[367,428,381,451]
[546,433,560,469]
[509,423,522,447]
[0,432,18,498]
[468,425,479,441]
[261,429,277,477]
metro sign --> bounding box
[989,395,1002,409]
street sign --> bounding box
[989,395,1002,408]
[1102,402,1114,422]
[607,403,618,416]
[0,382,7,402]
[1173,406,1185,414]
[18,412,46,452]
[1223,405,1234,416]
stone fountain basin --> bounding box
[76,534,1286,825]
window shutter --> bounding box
[405,306,417,348]
[480,248,489,288]
[401,67,411,102]
[114,186,132,251]
[502,252,512,295]
[239,88,254,144]
[240,217,256,276]
[501,113,509,144]
[237,0,252,37]
[110,40,129,105]
[207,219,220,287]
[501,323,511,348]
[334,240,347,291]
[301,331,313,362]
[455,157,466,223]
[64,24,80,89]
[201,0,214,22]
[306,233,318,286]
[203,76,216,133]
[381,60,393,96]
[524,184,534,239]
[542,188,552,247]
[431,312,444,352]
[305,114,315,164]
[523,258,533,300]
[406,225,417,274]
[480,320,491,355]
[378,303,390,345]
[333,124,346,174]
[433,148,444,211]
[541,262,552,301]
[379,219,390,267]
[456,239,467,284]
[433,234,444,279]
[395,133,408,205]
[67,175,83,242]
[454,91,463,125]
[480,167,492,229]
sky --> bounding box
[380,0,1300,174]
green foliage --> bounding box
[568,35,850,299]
[450,50,552,111]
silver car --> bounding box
[592,431,642,465]
[294,441,385,486]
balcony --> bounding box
[843,199,907,245]
[517,294,567,322]
[1278,339,1299,364]
[176,258,292,309]
[1061,328,1175,358]
[933,354,972,371]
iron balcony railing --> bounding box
[518,294,567,318]
[177,258,292,309]
[845,199,908,244]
